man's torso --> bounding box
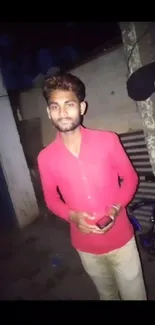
[40,127,133,254]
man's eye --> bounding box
[68,102,74,107]
[50,105,58,110]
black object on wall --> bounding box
[127,61,155,101]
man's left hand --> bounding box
[92,205,121,235]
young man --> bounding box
[38,72,147,300]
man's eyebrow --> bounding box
[48,101,58,105]
[49,100,77,105]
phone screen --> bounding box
[96,216,113,229]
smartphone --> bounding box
[96,216,113,230]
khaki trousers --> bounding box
[77,236,147,300]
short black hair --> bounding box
[43,72,86,103]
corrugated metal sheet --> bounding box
[119,130,155,229]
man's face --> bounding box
[47,90,86,132]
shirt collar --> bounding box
[56,125,86,143]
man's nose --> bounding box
[59,105,68,117]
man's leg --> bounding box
[109,236,147,300]
[77,250,120,300]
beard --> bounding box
[52,115,82,133]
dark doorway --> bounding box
[0,163,17,234]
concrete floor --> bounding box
[0,213,155,300]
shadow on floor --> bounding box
[0,214,155,300]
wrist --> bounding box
[69,210,77,223]
[69,210,74,221]
[111,204,121,214]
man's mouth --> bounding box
[58,118,72,123]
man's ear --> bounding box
[80,101,87,116]
[46,106,51,119]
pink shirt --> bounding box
[38,126,138,254]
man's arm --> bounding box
[109,132,139,208]
[37,152,70,222]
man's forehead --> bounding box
[49,90,78,103]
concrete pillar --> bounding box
[0,71,39,228]
[120,22,155,176]
[133,22,155,113]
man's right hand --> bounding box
[69,211,96,234]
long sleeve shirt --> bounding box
[38,126,138,254]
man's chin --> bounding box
[59,126,76,133]
[55,122,79,133]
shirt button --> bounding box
[88,196,91,199]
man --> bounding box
[38,72,147,300]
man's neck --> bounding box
[60,126,81,146]
[60,126,82,157]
